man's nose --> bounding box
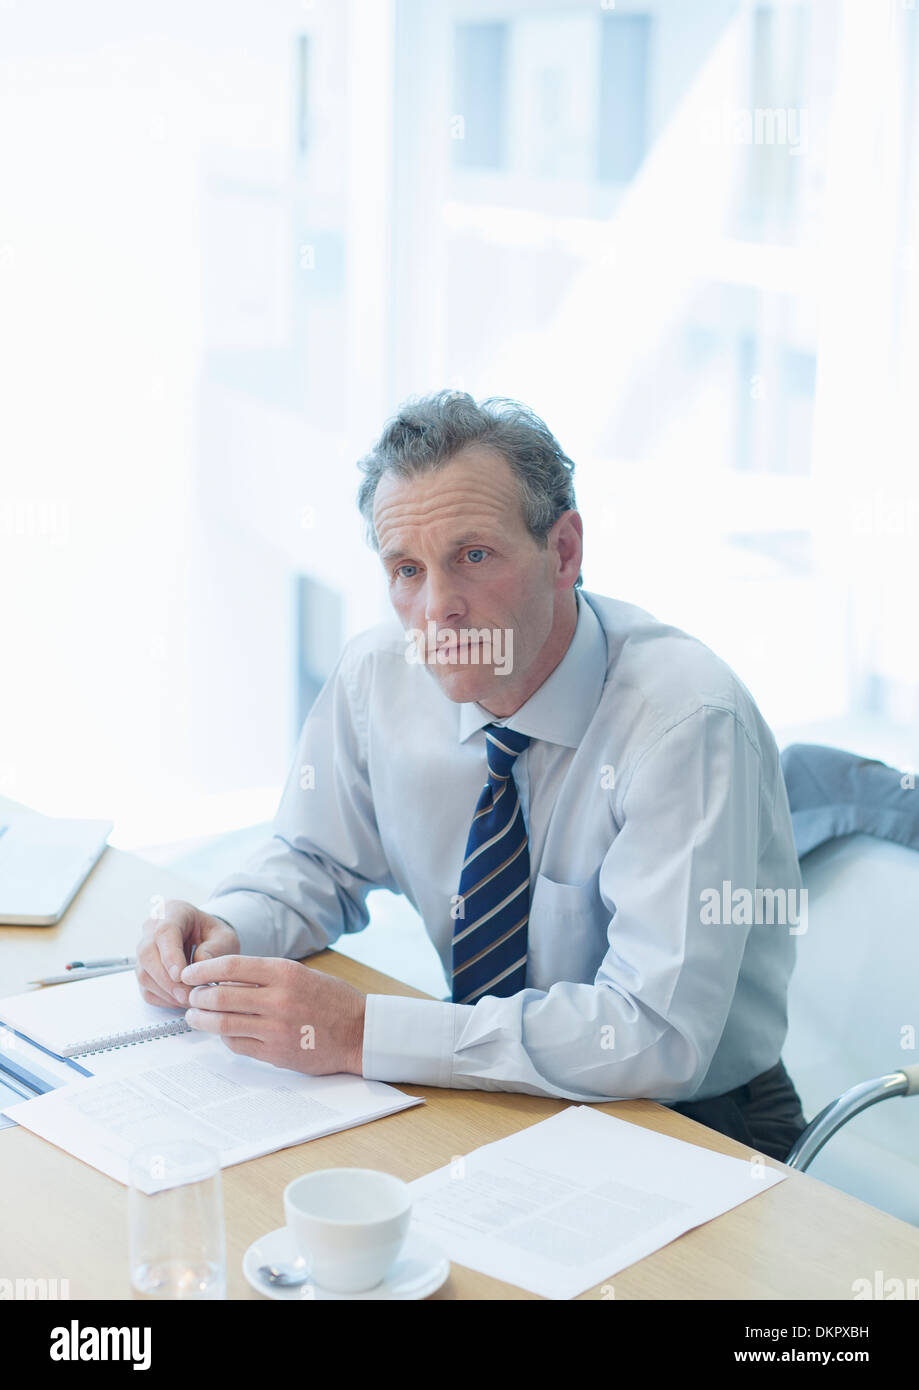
[423,573,466,626]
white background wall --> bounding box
[2,0,919,851]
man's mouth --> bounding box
[435,636,483,660]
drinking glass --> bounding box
[128,1139,226,1299]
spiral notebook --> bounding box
[0,968,425,1189]
[0,970,190,1059]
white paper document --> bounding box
[2,1032,423,1189]
[407,1104,787,1299]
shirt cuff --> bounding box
[361,993,465,1088]
[198,892,280,958]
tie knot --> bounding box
[484,723,530,780]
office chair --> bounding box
[780,829,919,1223]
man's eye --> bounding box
[395,564,418,579]
[465,549,487,563]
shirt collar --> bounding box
[457,589,608,748]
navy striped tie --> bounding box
[451,724,531,1005]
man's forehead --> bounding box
[373,448,524,541]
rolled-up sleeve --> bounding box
[363,706,767,1102]
[200,647,399,960]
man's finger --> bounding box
[140,985,178,1008]
[185,1007,264,1040]
[155,918,192,982]
[180,953,286,988]
[192,933,237,962]
[187,983,268,1015]
[135,967,184,1009]
[136,939,181,1004]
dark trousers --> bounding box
[669,1058,808,1161]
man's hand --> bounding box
[179,954,366,1076]
[136,899,240,1008]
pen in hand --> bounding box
[184,944,258,990]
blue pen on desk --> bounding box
[65,957,135,970]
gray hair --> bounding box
[356,390,583,587]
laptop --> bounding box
[0,815,113,925]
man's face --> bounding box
[373,445,580,711]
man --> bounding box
[135,391,808,1161]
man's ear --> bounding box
[552,510,583,584]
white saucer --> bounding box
[243,1225,450,1301]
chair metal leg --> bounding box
[784,1068,919,1171]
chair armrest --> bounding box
[785,1070,916,1171]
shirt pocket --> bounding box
[526,870,608,989]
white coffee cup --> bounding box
[283,1167,412,1293]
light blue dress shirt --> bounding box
[200,588,802,1105]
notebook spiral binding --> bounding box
[63,1018,192,1059]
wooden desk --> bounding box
[2,806,919,1300]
